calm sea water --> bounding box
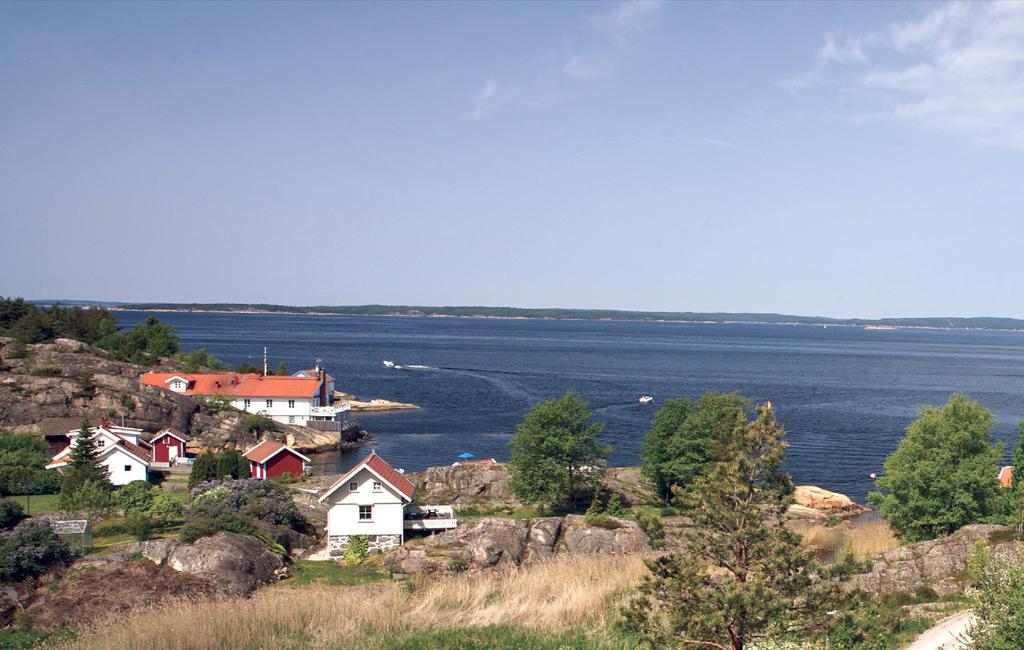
[114,311,1024,502]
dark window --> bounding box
[359,505,372,521]
[266,399,273,408]
[349,482,358,491]
[124,465,131,472]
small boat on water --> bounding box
[638,395,654,405]
[382,360,396,368]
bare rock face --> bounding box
[387,515,648,574]
[165,532,285,596]
[793,485,870,518]
[411,463,522,508]
[559,514,650,555]
[847,524,1022,597]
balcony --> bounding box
[309,402,352,418]
[403,505,458,531]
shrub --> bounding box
[113,480,157,516]
[0,499,25,530]
[245,413,275,435]
[0,467,62,496]
[58,479,113,517]
[344,535,369,564]
[26,366,62,377]
[584,513,622,530]
[635,510,664,548]
[179,513,256,544]
[187,451,219,490]
[585,495,604,518]
[216,450,245,480]
[605,493,625,517]
[147,493,184,524]
[188,479,309,532]
[0,520,73,581]
[127,515,158,542]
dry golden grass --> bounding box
[799,518,899,560]
[66,554,648,650]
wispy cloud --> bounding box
[795,1,1024,149]
[466,0,664,119]
[702,136,745,152]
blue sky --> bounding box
[2,1,1022,318]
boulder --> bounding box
[559,515,649,555]
[793,486,869,518]
[524,517,562,562]
[847,524,1022,597]
[166,532,285,596]
[410,463,521,508]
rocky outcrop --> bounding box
[793,485,869,518]
[117,532,286,596]
[387,515,648,574]
[411,463,522,508]
[847,524,1022,597]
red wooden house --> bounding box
[149,428,188,464]
[244,440,310,479]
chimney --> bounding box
[319,368,328,406]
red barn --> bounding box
[150,428,188,464]
[244,440,310,479]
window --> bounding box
[373,480,382,491]
[288,416,295,424]
[243,398,251,409]
[349,482,358,491]
[266,399,273,408]
[288,399,295,409]
[124,465,131,472]
[96,439,105,447]
[359,505,373,521]
[172,380,183,390]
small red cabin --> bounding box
[150,428,188,464]
[244,440,310,479]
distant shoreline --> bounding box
[91,304,1024,333]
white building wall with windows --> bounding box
[233,397,316,425]
[323,467,405,538]
[102,452,149,485]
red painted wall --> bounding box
[152,437,184,463]
[263,451,305,478]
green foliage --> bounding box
[95,316,179,365]
[0,520,73,581]
[634,510,664,548]
[624,403,862,650]
[25,365,61,377]
[216,449,245,480]
[126,514,158,541]
[58,479,113,516]
[275,360,288,376]
[178,347,223,372]
[198,394,233,412]
[827,597,935,650]
[0,431,61,497]
[0,298,116,345]
[964,549,1024,649]
[237,362,260,374]
[1010,424,1024,534]
[344,535,370,564]
[113,480,157,516]
[583,513,622,530]
[187,451,219,489]
[178,513,255,543]
[605,493,625,517]
[0,498,26,530]
[641,392,751,502]
[585,494,604,517]
[507,391,611,511]
[245,413,275,435]
[147,492,184,524]
[868,394,1004,542]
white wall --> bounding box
[102,451,148,486]
[324,468,406,537]
[233,397,314,425]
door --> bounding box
[167,443,178,460]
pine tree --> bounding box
[275,361,288,377]
[60,417,111,494]
[187,450,219,489]
[624,403,859,650]
[1011,423,1024,535]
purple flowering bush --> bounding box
[185,478,310,540]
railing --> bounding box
[309,402,352,418]
[403,505,458,531]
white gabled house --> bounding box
[318,452,456,556]
[45,424,152,486]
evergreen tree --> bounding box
[216,449,244,480]
[624,403,859,650]
[275,361,288,376]
[187,450,219,489]
[868,394,1003,541]
[508,391,611,511]
[60,417,111,495]
[1010,423,1024,534]
[237,452,251,480]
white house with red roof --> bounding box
[140,366,350,427]
[244,439,310,479]
[318,452,456,556]
[45,423,151,486]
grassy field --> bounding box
[67,554,648,650]
[7,493,60,515]
[284,559,389,587]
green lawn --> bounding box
[0,628,74,649]
[7,493,59,515]
[87,517,184,555]
[283,558,389,587]
[354,626,640,650]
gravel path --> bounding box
[904,611,975,650]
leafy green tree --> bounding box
[965,548,1024,649]
[641,392,752,501]
[147,492,184,524]
[507,391,611,511]
[187,450,219,489]
[58,479,112,516]
[113,480,157,515]
[624,403,860,650]
[868,394,1004,542]
[237,452,251,479]
[275,361,288,376]
[237,362,260,374]
[59,418,112,496]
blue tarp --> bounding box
[457,452,476,460]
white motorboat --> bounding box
[382,360,396,368]
[638,395,654,405]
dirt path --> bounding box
[904,611,974,650]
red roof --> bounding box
[319,452,415,502]
[141,372,321,399]
[999,466,1014,488]
[243,439,310,464]
[150,428,188,444]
